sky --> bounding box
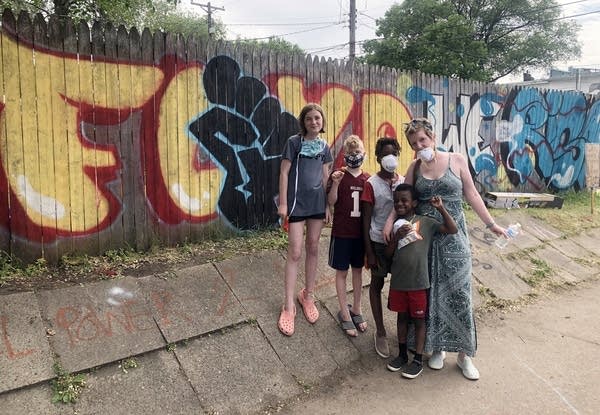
[185,0,600,81]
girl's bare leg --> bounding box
[303,218,324,296]
[284,220,304,311]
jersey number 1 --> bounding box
[350,190,361,217]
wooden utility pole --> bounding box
[349,0,356,60]
[191,1,225,38]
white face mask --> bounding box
[381,154,398,173]
[417,147,435,162]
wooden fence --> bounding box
[0,9,599,262]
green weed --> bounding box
[119,357,138,374]
[59,254,95,274]
[104,247,140,263]
[50,362,86,404]
[0,251,20,286]
[24,258,48,277]
[521,258,554,286]
[0,253,48,284]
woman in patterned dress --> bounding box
[387,118,505,380]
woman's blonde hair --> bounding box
[403,117,434,140]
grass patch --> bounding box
[525,190,600,235]
[0,252,20,286]
[521,257,554,286]
[464,189,600,235]
[0,254,49,286]
[0,226,289,290]
[50,362,86,404]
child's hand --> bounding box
[394,224,412,239]
[277,204,287,220]
[331,170,344,183]
[365,251,377,270]
[430,196,443,208]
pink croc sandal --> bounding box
[297,288,319,324]
[278,305,296,336]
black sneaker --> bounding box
[401,360,423,379]
[386,355,408,372]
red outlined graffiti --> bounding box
[2,23,599,254]
[53,289,192,348]
[1,315,36,360]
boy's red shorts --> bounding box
[388,289,427,319]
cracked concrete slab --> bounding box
[138,264,246,344]
[215,251,286,319]
[0,292,54,393]
[472,252,532,300]
[174,323,302,414]
[533,245,587,284]
[37,278,164,373]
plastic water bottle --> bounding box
[495,223,521,249]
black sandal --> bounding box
[337,311,357,337]
[348,304,367,332]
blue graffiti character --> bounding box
[188,55,298,229]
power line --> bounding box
[240,22,345,42]
[191,1,225,38]
[358,11,378,22]
[226,21,340,26]
[307,6,600,61]
[223,0,599,60]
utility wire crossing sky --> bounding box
[187,0,600,75]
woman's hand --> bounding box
[488,223,506,237]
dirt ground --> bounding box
[0,230,287,295]
[0,250,209,295]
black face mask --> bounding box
[344,154,364,168]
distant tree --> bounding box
[0,0,48,16]
[0,0,224,40]
[233,37,304,55]
[361,0,581,82]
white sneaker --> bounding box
[427,351,446,370]
[457,355,480,380]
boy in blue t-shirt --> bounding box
[384,183,457,379]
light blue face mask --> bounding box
[300,138,325,158]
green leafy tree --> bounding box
[0,1,224,40]
[362,0,581,82]
[0,0,48,15]
[233,37,304,55]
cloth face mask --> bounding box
[381,154,398,173]
[344,153,364,168]
[300,138,325,158]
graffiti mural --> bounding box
[189,56,297,229]
[0,12,599,260]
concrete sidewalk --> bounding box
[0,211,599,414]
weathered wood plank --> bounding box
[127,27,149,252]
[115,24,138,251]
[11,11,43,262]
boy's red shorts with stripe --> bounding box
[388,289,427,319]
